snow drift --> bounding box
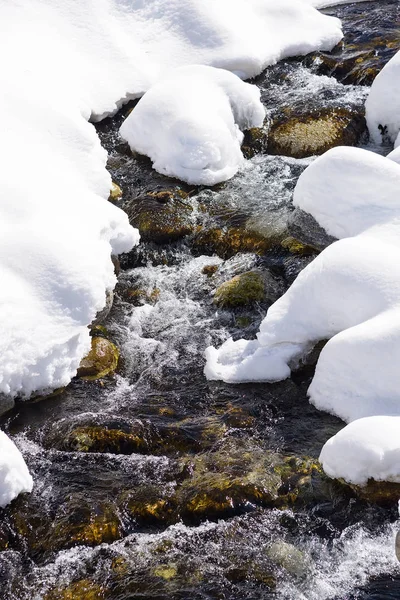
[0,432,33,508]
[0,0,343,399]
[120,66,266,185]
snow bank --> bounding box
[366,50,400,145]
[320,417,400,485]
[120,66,265,185]
[0,432,33,508]
[1,0,343,398]
[205,145,400,482]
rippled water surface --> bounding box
[1,2,400,599]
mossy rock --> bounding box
[175,444,283,520]
[62,424,151,454]
[241,124,268,158]
[267,108,366,159]
[281,236,318,256]
[55,415,226,456]
[52,499,122,549]
[109,181,122,202]
[126,191,194,243]
[77,337,119,380]
[347,480,400,506]
[153,564,178,581]
[192,226,272,259]
[121,485,175,525]
[44,580,105,600]
[214,271,265,308]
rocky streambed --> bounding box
[1,2,400,599]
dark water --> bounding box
[1,2,400,599]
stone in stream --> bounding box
[76,336,119,380]
[267,108,366,159]
[192,225,274,259]
[213,271,265,308]
[126,189,195,243]
[44,579,105,600]
[288,207,336,252]
[266,540,312,578]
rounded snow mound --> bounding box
[320,417,400,486]
[120,66,266,185]
[0,431,33,508]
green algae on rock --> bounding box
[267,108,366,159]
[192,225,273,259]
[126,190,195,243]
[213,271,265,308]
[109,181,122,202]
[77,336,119,380]
[44,579,105,600]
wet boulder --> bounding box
[126,190,195,243]
[287,208,336,252]
[213,271,265,308]
[266,540,312,578]
[267,108,366,159]
[76,337,119,380]
[192,225,273,259]
[44,579,105,600]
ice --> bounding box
[120,66,265,185]
[0,432,33,508]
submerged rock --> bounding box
[267,108,366,159]
[213,271,265,308]
[346,480,400,507]
[266,540,312,577]
[126,190,194,243]
[44,579,105,600]
[192,225,273,259]
[76,337,119,380]
[241,123,269,158]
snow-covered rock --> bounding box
[0,432,33,508]
[120,66,265,185]
[205,145,400,483]
[366,50,400,144]
[319,417,400,486]
[0,0,343,398]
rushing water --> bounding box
[1,2,400,599]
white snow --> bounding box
[120,66,266,185]
[366,50,400,145]
[0,431,33,508]
[0,0,344,398]
[205,145,400,484]
[320,417,400,485]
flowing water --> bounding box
[1,2,400,599]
